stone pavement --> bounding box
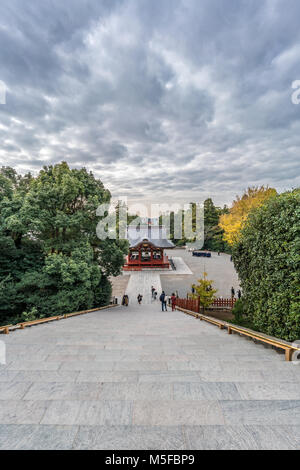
[112,250,240,302]
[162,250,240,298]
[126,272,162,304]
[0,303,300,449]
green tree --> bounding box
[190,272,218,314]
[203,199,230,252]
[204,198,219,226]
[0,162,127,325]
[164,199,230,250]
[232,189,300,341]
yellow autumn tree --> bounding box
[189,272,218,314]
[219,186,277,246]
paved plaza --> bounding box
[0,303,300,449]
[161,249,240,298]
[112,250,240,302]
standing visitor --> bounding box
[154,291,158,300]
[124,294,129,307]
[165,294,170,310]
[137,294,143,304]
[238,289,242,300]
[171,293,177,311]
[151,286,155,299]
[231,287,235,298]
[159,291,167,311]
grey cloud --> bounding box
[0,0,299,207]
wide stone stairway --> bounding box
[0,302,300,449]
[125,272,162,304]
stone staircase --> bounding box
[125,272,162,305]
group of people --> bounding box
[231,287,242,299]
[152,286,177,312]
[122,293,143,306]
[159,291,177,312]
[121,287,178,311]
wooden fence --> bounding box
[176,297,236,313]
[211,298,237,308]
[176,298,200,313]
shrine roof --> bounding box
[126,225,175,249]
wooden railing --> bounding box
[176,297,236,312]
[0,304,118,335]
[211,298,237,308]
[0,324,12,335]
[176,298,200,313]
[176,306,300,362]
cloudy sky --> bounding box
[0,0,299,207]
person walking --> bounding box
[231,287,235,298]
[124,294,129,307]
[137,294,143,304]
[151,286,155,299]
[171,293,177,311]
[159,291,167,311]
[165,294,170,311]
[237,289,242,300]
[154,291,158,301]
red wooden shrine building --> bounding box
[123,221,174,271]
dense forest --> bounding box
[0,162,128,326]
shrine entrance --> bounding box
[124,240,170,270]
[123,222,174,271]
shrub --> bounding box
[232,298,245,323]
